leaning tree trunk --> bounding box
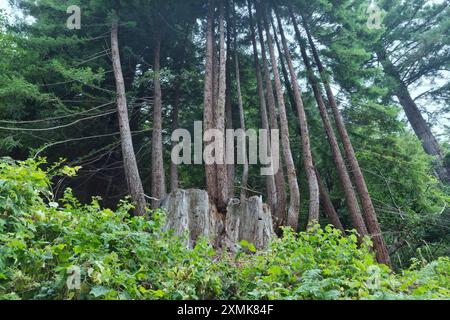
[302,16,391,266]
[315,168,346,234]
[151,27,167,208]
[289,7,368,237]
[110,8,147,217]
[258,3,301,231]
[270,16,296,118]
[247,0,277,222]
[376,47,450,184]
[254,1,287,229]
[215,0,229,212]
[204,0,218,205]
[273,7,320,226]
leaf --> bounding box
[8,239,26,250]
[90,286,110,298]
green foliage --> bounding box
[1,160,449,300]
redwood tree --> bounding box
[302,15,391,266]
[247,0,278,222]
[204,0,218,205]
[273,5,320,226]
[151,25,167,208]
[254,0,288,228]
[258,2,300,230]
[288,6,368,237]
[110,6,146,216]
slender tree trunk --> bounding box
[170,78,180,192]
[289,7,368,237]
[315,167,346,234]
[302,16,391,266]
[247,0,277,221]
[254,1,288,228]
[170,25,191,193]
[270,16,296,116]
[110,7,146,216]
[215,0,229,212]
[376,47,450,184]
[273,7,319,226]
[259,3,300,231]
[151,28,167,208]
[232,3,248,202]
[225,1,235,198]
[204,0,218,205]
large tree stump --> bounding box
[225,196,274,250]
[161,189,224,248]
[160,189,274,250]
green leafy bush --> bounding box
[0,159,449,300]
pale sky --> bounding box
[0,0,12,14]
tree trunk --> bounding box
[232,3,248,202]
[274,7,319,226]
[376,47,450,184]
[270,16,296,117]
[204,0,218,206]
[225,1,235,199]
[110,8,146,216]
[289,7,368,237]
[315,168,346,234]
[247,0,277,222]
[302,16,391,266]
[259,3,300,231]
[151,28,167,208]
[170,25,191,193]
[215,0,229,212]
[254,1,287,229]
[170,78,180,192]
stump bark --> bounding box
[225,197,273,250]
[160,189,274,250]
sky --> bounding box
[1,0,12,14]
[0,0,27,21]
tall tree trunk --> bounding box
[315,167,346,234]
[170,78,181,192]
[273,7,319,226]
[232,2,248,202]
[204,0,218,205]
[270,16,296,116]
[376,47,450,184]
[225,1,235,199]
[254,0,287,228]
[215,0,229,212]
[170,25,191,193]
[258,3,300,231]
[110,7,146,216]
[302,16,391,266]
[151,28,167,208]
[247,0,277,221]
[289,7,368,237]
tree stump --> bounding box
[160,189,274,250]
[225,196,274,250]
[161,189,224,248]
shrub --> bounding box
[0,159,449,300]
